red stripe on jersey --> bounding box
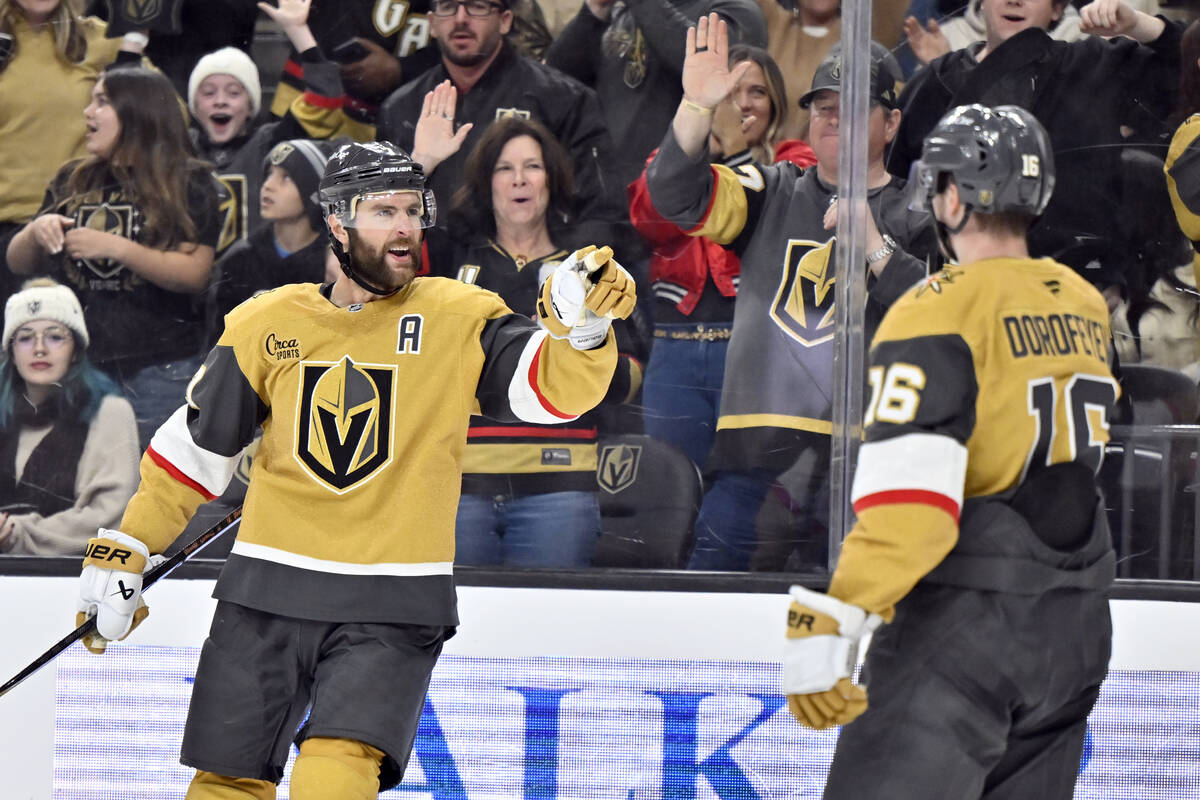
[527,340,574,420]
[303,90,344,109]
[470,426,597,439]
[853,489,960,522]
[147,446,218,501]
[684,166,723,236]
[283,59,303,79]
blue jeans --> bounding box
[123,353,206,450]
[455,491,601,567]
[688,470,775,571]
[640,328,729,469]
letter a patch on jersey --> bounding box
[294,356,396,493]
[769,239,836,347]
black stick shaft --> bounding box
[0,506,243,699]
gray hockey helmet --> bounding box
[908,104,1055,217]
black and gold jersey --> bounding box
[646,133,935,472]
[118,277,617,624]
[38,161,222,371]
[426,235,646,494]
[828,257,1118,619]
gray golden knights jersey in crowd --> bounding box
[115,278,616,626]
[829,258,1119,618]
[645,133,935,472]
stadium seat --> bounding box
[592,434,702,569]
[1103,364,1200,578]
[1119,364,1200,425]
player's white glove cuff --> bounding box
[567,309,612,350]
[781,585,883,695]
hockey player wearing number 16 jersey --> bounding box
[71,141,637,799]
[783,105,1119,799]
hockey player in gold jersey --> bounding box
[71,141,636,799]
[782,105,1118,798]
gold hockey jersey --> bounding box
[119,278,616,624]
[828,257,1119,619]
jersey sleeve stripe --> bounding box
[851,432,967,517]
[853,488,961,521]
[684,165,749,245]
[146,446,219,502]
[507,331,579,423]
[146,405,239,500]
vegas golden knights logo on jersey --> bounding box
[74,202,134,278]
[123,0,162,24]
[295,356,396,493]
[216,174,247,255]
[769,238,836,347]
[495,108,532,120]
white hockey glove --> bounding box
[76,530,159,654]
[782,585,883,730]
[537,245,637,350]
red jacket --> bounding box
[627,140,816,315]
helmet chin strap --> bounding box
[329,234,402,298]
[933,204,972,264]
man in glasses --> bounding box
[377,0,629,243]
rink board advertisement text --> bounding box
[52,648,1200,799]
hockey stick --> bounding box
[0,505,243,700]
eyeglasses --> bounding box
[430,0,504,16]
[12,327,72,350]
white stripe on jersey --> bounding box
[507,329,580,425]
[148,405,240,498]
[851,432,968,513]
[230,540,455,576]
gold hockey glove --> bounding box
[782,585,883,730]
[537,246,637,349]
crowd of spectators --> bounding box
[1,0,1199,574]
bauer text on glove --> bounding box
[75,530,156,654]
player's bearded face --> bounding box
[346,228,423,291]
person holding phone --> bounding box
[0,279,139,556]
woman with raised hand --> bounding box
[627,44,814,471]
[0,279,138,556]
[415,81,648,567]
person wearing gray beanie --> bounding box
[207,138,342,342]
